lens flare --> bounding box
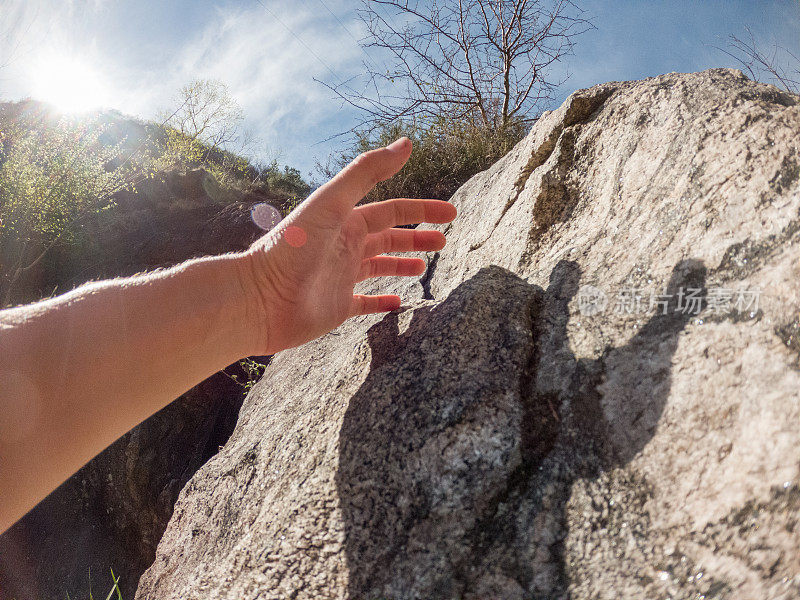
[250,203,282,231]
[284,225,307,247]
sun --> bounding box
[30,54,110,113]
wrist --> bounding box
[171,252,270,361]
[230,250,272,356]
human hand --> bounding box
[242,138,456,355]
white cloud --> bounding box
[167,2,367,168]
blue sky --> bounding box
[1,0,799,177]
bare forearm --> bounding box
[0,252,263,532]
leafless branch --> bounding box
[162,79,246,151]
[325,0,591,133]
[720,27,800,95]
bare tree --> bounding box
[722,27,799,95]
[325,0,591,132]
[160,79,261,183]
[163,79,245,149]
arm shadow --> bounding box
[334,258,706,598]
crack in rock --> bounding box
[469,86,615,254]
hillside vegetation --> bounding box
[0,97,529,308]
[0,99,310,307]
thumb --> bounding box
[317,137,412,217]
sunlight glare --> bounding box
[30,54,110,113]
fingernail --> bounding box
[386,137,409,152]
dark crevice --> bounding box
[516,132,581,270]
[469,125,565,254]
[420,251,440,300]
[469,127,567,254]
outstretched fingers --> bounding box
[362,228,446,258]
[349,294,402,317]
[355,198,457,233]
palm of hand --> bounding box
[245,138,457,355]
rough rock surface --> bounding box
[138,69,800,599]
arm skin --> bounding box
[0,137,457,533]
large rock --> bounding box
[137,69,800,599]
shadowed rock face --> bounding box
[334,259,704,599]
[133,68,797,599]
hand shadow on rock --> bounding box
[336,259,706,599]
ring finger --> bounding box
[362,228,446,258]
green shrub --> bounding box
[157,125,254,188]
[255,160,311,214]
[159,127,310,212]
[224,357,269,392]
[0,103,311,304]
[0,112,147,303]
[0,116,132,244]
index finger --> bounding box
[313,138,413,218]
